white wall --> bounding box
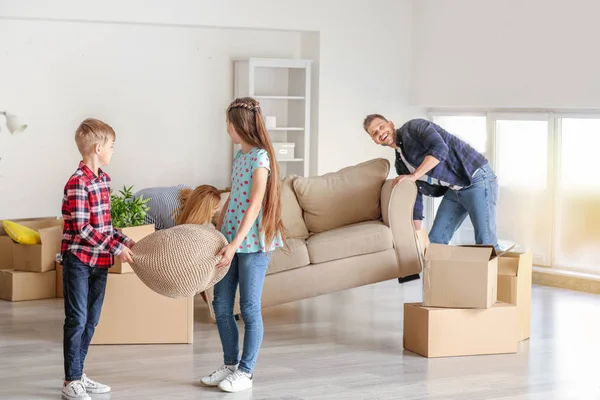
[0,0,416,219]
[0,21,301,218]
[411,0,600,108]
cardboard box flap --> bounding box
[39,225,63,244]
[459,244,500,257]
[498,257,518,276]
[425,243,494,262]
[498,252,533,277]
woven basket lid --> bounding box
[130,224,230,298]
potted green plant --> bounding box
[109,185,154,274]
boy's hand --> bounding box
[127,240,136,249]
[119,246,135,264]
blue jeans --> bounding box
[429,163,499,249]
[62,252,108,381]
[212,251,271,374]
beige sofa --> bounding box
[204,158,423,319]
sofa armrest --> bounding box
[380,179,394,227]
[385,180,423,278]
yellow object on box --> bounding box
[2,221,41,245]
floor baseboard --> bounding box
[533,266,600,295]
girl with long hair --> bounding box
[201,97,286,393]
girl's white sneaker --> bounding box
[218,370,253,393]
[62,381,91,400]
[201,364,238,386]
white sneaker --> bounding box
[218,370,253,393]
[201,364,238,386]
[82,373,111,394]
[62,381,91,400]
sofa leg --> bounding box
[398,274,420,284]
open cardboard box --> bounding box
[12,219,63,273]
[0,217,62,272]
[423,243,501,309]
[0,217,60,270]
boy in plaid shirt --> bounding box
[58,118,135,400]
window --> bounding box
[554,118,600,272]
[495,120,548,190]
[432,115,487,154]
[494,118,552,266]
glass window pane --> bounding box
[555,118,600,271]
[495,120,548,190]
[495,119,552,265]
[433,115,487,154]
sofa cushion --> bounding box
[267,238,310,275]
[293,158,390,233]
[281,176,309,239]
[306,221,393,264]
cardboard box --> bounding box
[0,217,59,270]
[0,269,57,301]
[108,224,155,274]
[423,244,499,309]
[91,272,193,345]
[497,252,533,341]
[56,262,63,298]
[12,219,63,272]
[403,302,518,358]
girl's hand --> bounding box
[216,243,236,268]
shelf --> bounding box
[278,158,304,162]
[268,127,304,131]
[254,95,305,100]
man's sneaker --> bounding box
[201,364,238,386]
[62,381,91,400]
[82,374,111,394]
[218,370,253,393]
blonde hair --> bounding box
[173,185,222,226]
[226,97,287,249]
[74,118,116,155]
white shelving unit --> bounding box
[232,57,312,177]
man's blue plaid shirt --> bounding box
[394,119,488,220]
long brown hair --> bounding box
[226,97,287,249]
[173,185,222,225]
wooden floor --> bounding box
[1,278,599,400]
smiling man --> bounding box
[363,115,499,250]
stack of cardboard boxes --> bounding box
[2,219,193,345]
[0,217,63,301]
[404,233,532,358]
